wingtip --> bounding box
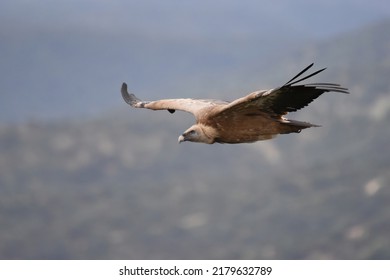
[121,82,133,106]
[120,82,144,107]
[121,82,128,93]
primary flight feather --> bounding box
[121,63,349,144]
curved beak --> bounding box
[178,135,185,143]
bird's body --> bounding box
[121,63,348,144]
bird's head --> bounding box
[178,124,214,144]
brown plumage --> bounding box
[121,63,349,144]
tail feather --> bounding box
[279,119,320,134]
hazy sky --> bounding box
[1,0,389,121]
[1,0,388,37]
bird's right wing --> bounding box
[121,83,227,118]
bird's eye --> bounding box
[189,130,196,135]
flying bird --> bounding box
[121,63,348,144]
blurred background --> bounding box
[1,0,390,259]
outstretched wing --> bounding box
[121,83,227,118]
[220,63,349,117]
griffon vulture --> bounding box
[121,63,348,144]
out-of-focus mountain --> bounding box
[1,19,390,259]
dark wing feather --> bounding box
[219,64,349,117]
[260,83,349,115]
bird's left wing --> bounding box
[121,83,227,118]
[219,64,349,117]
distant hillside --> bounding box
[0,106,389,259]
[0,20,390,259]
